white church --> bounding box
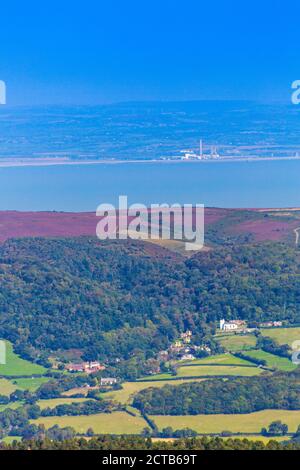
[219,319,239,331]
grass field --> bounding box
[103,379,206,405]
[31,411,148,435]
[62,387,88,397]
[221,435,291,443]
[37,397,90,409]
[242,349,296,371]
[181,353,255,366]
[0,436,22,444]
[0,378,17,395]
[143,365,263,381]
[0,341,46,377]
[261,327,300,347]
[153,410,300,434]
[152,435,291,444]
[0,401,23,412]
[216,334,257,352]
[12,377,50,391]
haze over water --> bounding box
[1,159,300,211]
[0,102,300,211]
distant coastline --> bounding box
[1,155,300,168]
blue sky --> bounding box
[0,0,299,105]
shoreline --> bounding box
[1,155,300,168]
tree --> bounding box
[86,428,94,437]
[262,420,289,436]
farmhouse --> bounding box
[100,377,117,386]
[260,321,283,328]
[180,331,192,343]
[180,353,195,361]
[65,363,85,372]
[196,344,212,354]
[65,361,105,374]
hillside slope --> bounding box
[0,237,299,364]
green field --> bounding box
[0,378,17,395]
[12,377,50,391]
[143,364,263,381]
[0,436,22,444]
[153,410,300,434]
[0,401,23,412]
[181,353,254,366]
[0,341,46,377]
[32,411,148,435]
[62,387,88,397]
[103,379,206,405]
[261,327,300,347]
[216,334,257,352]
[242,349,296,371]
[37,397,90,410]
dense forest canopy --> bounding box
[1,435,300,451]
[133,369,300,415]
[0,237,299,363]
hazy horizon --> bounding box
[1,1,299,106]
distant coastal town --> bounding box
[162,139,300,163]
[1,151,300,168]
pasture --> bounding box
[144,364,263,381]
[31,411,148,435]
[0,402,23,412]
[216,334,257,352]
[0,378,17,395]
[103,379,206,405]
[153,409,300,434]
[0,341,46,377]
[261,327,300,347]
[242,349,296,371]
[12,377,50,391]
[181,353,254,366]
[37,397,90,410]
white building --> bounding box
[100,377,117,386]
[180,354,195,361]
[219,319,238,331]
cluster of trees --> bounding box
[0,238,299,369]
[0,396,113,439]
[0,405,75,440]
[133,369,300,415]
[40,400,113,417]
[257,336,291,358]
[261,421,289,437]
[36,374,95,399]
[234,351,267,366]
[1,435,300,450]
[142,426,198,438]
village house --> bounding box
[259,321,283,328]
[197,344,212,354]
[158,350,169,361]
[179,353,195,361]
[65,361,105,374]
[65,363,85,372]
[100,377,117,386]
[170,343,183,353]
[180,331,192,343]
